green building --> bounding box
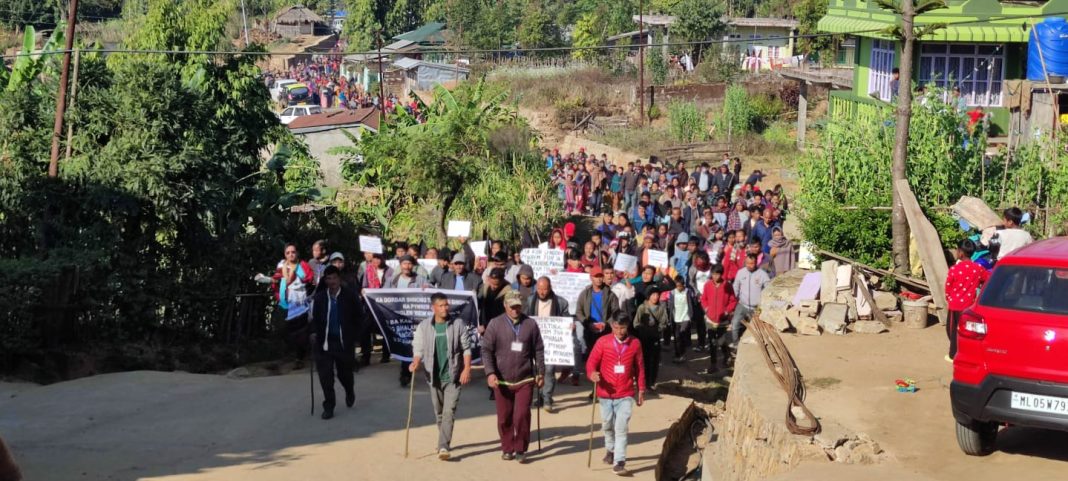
[817,0,1066,138]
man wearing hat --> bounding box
[479,268,513,331]
[576,266,621,361]
[448,253,483,292]
[481,290,545,463]
[387,255,431,289]
[328,252,361,294]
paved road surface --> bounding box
[0,363,690,481]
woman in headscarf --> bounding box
[549,228,567,251]
[768,227,795,277]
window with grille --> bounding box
[868,39,896,101]
[918,43,1005,107]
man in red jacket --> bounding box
[587,312,646,476]
[699,264,737,375]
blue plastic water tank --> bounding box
[1028,17,1068,81]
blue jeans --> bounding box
[730,304,755,344]
[600,397,634,464]
[623,191,636,212]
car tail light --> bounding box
[958,309,987,340]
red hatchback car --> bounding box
[950,237,1068,455]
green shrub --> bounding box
[717,84,754,136]
[750,94,784,132]
[668,101,707,143]
[761,122,793,148]
[648,103,662,121]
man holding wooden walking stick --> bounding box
[586,312,646,476]
[481,290,545,464]
[409,293,474,460]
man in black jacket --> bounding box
[309,266,362,420]
[525,277,571,412]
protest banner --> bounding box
[647,249,669,269]
[520,248,564,279]
[385,259,399,271]
[359,235,383,254]
[547,272,592,315]
[533,316,575,366]
[447,220,471,238]
[416,259,438,275]
[613,253,638,274]
[363,289,480,362]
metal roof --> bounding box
[393,57,421,70]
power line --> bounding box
[0,10,1055,60]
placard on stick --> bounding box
[447,220,472,238]
[359,235,383,254]
[647,249,669,269]
[521,248,564,279]
[533,316,575,366]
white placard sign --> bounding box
[547,272,592,315]
[533,316,575,366]
[538,242,548,249]
[469,241,488,258]
[359,235,383,254]
[520,248,564,279]
[386,259,400,271]
[417,259,438,274]
[647,249,669,269]
[447,220,472,238]
[613,253,638,274]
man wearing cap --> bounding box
[479,267,513,331]
[309,266,361,420]
[525,277,571,412]
[512,265,536,312]
[481,291,545,463]
[409,292,474,460]
[328,252,361,294]
[576,266,621,359]
[387,255,431,289]
[449,253,483,292]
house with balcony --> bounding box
[817,0,1067,140]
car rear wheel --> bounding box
[956,420,998,456]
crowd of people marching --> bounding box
[263,149,794,475]
[263,45,422,118]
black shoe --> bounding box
[602,451,614,465]
[345,391,355,408]
[613,462,630,476]
[501,452,515,461]
[321,408,334,420]
[380,356,391,364]
[400,378,410,388]
[516,452,527,464]
[533,397,543,408]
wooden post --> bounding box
[796,80,808,149]
[64,49,81,162]
[48,0,80,178]
[638,0,645,126]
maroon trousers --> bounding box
[493,382,534,454]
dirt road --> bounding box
[0,363,691,481]
[771,326,1068,480]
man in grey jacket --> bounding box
[409,293,474,460]
[730,254,771,347]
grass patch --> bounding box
[807,377,842,390]
[486,67,632,117]
[590,126,673,157]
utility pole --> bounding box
[377,29,386,126]
[48,0,80,178]
[64,49,81,162]
[240,0,250,47]
[638,0,644,126]
[890,0,916,274]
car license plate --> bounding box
[1011,392,1068,415]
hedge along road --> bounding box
[0,363,691,480]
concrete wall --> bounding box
[296,127,365,188]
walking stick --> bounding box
[536,385,542,452]
[586,384,597,468]
[404,372,416,458]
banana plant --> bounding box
[6,24,66,93]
